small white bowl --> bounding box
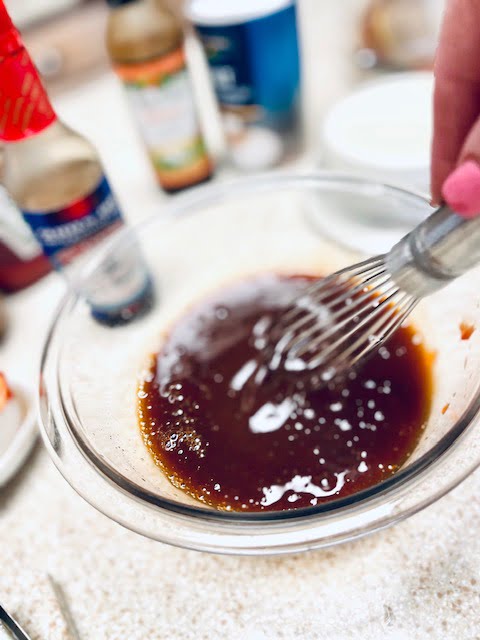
[317,72,434,253]
[321,72,433,193]
[0,382,38,487]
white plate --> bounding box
[0,382,38,487]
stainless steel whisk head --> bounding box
[267,257,417,380]
[263,204,480,382]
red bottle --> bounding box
[0,185,51,293]
[0,8,53,294]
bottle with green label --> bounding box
[106,0,214,193]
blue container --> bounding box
[187,0,301,169]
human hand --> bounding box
[432,0,480,217]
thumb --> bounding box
[442,116,480,219]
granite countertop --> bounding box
[1,445,479,639]
[1,2,479,639]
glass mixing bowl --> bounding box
[39,173,480,555]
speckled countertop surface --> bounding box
[1,1,479,639]
[1,440,479,639]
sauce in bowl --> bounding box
[138,274,433,512]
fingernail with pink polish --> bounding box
[442,160,480,218]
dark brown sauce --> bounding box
[138,274,433,512]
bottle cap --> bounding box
[186,0,293,26]
[0,1,21,56]
[0,1,56,141]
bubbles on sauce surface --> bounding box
[137,274,433,512]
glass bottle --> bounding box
[0,2,152,324]
[106,0,213,192]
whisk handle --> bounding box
[386,205,480,297]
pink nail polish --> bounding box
[442,160,480,218]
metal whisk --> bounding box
[264,204,480,382]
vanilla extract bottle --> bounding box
[0,1,152,325]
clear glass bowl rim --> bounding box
[39,172,480,551]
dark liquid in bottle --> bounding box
[138,274,433,512]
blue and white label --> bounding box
[195,3,300,124]
[22,176,123,270]
[22,175,153,326]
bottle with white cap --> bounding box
[186,0,302,171]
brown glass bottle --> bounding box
[106,0,213,193]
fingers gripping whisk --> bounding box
[261,204,480,384]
